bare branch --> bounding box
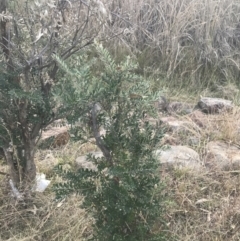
[91,103,112,163]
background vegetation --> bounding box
[106,0,240,92]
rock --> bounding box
[206,141,240,170]
[33,173,51,192]
[155,145,202,170]
[196,97,233,114]
[46,119,68,128]
[157,96,169,112]
[40,126,70,149]
[167,101,194,115]
[76,152,103,172]
[0,164,8,175]
[188,110,206,127]
[156,97,194,115]
[160,116,183,129]
[160,116,193,133]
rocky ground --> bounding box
[38,96,240,174]
[157,97,240,172]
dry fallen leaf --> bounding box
[195,198,211,205]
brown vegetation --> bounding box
[52,131,70,148]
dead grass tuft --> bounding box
[161,167,240,241]
[0,189,93,241]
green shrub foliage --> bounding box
[54,44,168,241]
[0,0,106,187]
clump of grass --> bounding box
[161,167,240,241]
[214,108,240,144]
[0,190,93,241]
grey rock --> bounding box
[154,145,202,170]
[157,96,169,112]
[206,141,240,170]
[196,97,233,114]
[168,101,194,115]
[157,97,194,115]
[160,116,193,133]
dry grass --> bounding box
[0,190,94,241]
[161,167,240,241]
[103,0,240,88]
[156,104,240,240]
[215,108,240,143]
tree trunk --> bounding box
[3,140,37,189]
[24,140,37,183]
[3,148,20,185]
